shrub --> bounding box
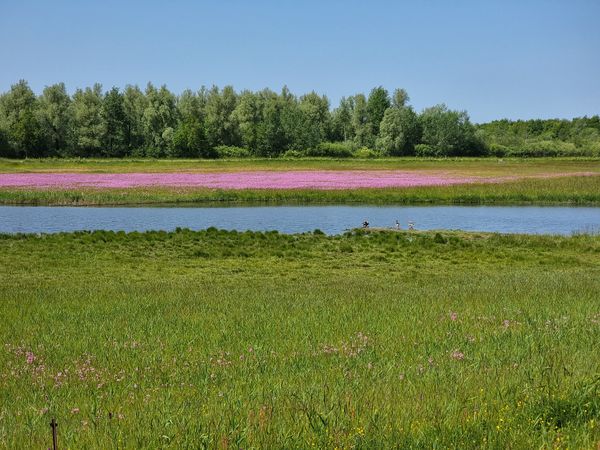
[488,143,508,157]
[281,150,304,158]
[414,144,442,157]
[304,142,354,158]
[353,147,380,158]
[215,146,251,159]
[507,140,578,157]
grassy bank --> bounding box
[1,229,599,448]
[2,175,600,206]
[2,157,600,175]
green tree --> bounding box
[233,91,262,152]
[331,96,354,142]
[123,85,147,153]
[376,107,421,155]
[419,104,484,156]
[352,94,373,148]
[258,89,286,156]
[366,86,390,137]
[392,88,409,109]
[295,92,330,150]
[37,82,72,155]
[101,87,128,157]
[169,118,209,157]
[71,84,104,156]
[205,86,239,148]
[0,80,41,157]
[142,83,178,155]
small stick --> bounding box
[50,418,58,450]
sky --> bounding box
[1,0,599,123]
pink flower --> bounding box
[450,312,458,322]
[25,352,36,364]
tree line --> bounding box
[0,80,598,158]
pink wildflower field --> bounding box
[0,170,595,190]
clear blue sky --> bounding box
[1,0,598,122]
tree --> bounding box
[169,118,209,157]
[177,89,203,123]
[205,86,239,148]
[331,96,354,142]
[101,87,128,157]
[233,90,262,152]
[278,86,302,151]
[258,89,286,156]
[0,80,41,157]
[142,83,178,155]
[123,85,147,152]
[71,84,104,156]
[419,104,484,156]
[37,82,72,155]
[351,94,372,148]
[376,107,421,155]
[392,88,409,109]
[296,92,330,150]
[366,86,390,137]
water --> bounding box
[1,205,599,235]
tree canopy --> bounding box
[0,80,598,158]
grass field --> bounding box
[1,229,599,448]
[2,157,600,175]
[1,158,600,206]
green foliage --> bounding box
[214,145,251,158]
[303,142,354,158]
[37,82,72,156]
[420,104,486,157]
[366,86,391,136]
[169,118,212,158]
[71,84,104,156]
[0,80,599,159]
[142,83,178,155]
[376,106,421,156]
[0,80,42,157]
[205,85,240,148]
[101,87,128,157]
[353,147,380,158]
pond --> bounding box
[1,205,599,235]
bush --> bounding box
[303,142,355,158]
[414,144,443,157]
[215,146,251,159]
[353,147,380,158]
[281,150,304,158]
[506,140,578,157]
[488,143,508,157]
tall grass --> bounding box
[1,229,599,448]
[1,156,600,174]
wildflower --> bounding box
[450,312,458,321]
[25,352,36,364]
[71,408,80,414]
[502,319,510,328]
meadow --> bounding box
[1,229,599,448]
[1,157,600,206]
